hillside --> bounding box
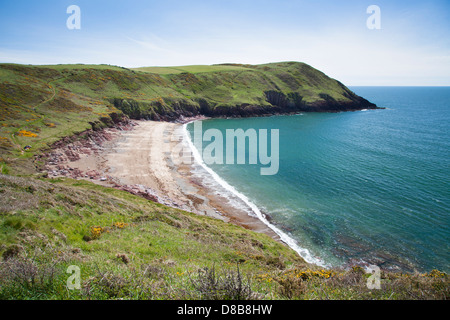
[0,174,447,300]
[0,62,377,125]
[0,62,447,301]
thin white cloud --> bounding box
[1,22,449,85]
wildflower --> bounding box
[428,270,447,278]
[112,222,128,229]
[17,130,37,138]
[90,226,104,239]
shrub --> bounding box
[88,271,131,299]
[187,264,253,300]
[0,249,63,299]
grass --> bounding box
[0,63,127,174]
[1,61,446,300]
[0,174,306,299]
[0,174,447,300]
[133,64,251,75]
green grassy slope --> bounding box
[129,61,378,118]
[0,174,447,300]
[0,63,129,174]
[0,174,305,299]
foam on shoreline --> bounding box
[182,121,328,268]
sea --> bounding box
[186,87,450,273]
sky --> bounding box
[0,0,449,85]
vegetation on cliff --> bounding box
[0,62,377,126]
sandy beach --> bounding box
[46,120,281,242]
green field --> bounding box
[133,64,251,74]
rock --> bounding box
[116,184,160,203]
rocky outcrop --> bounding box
[264,90,304,109]
[36,116,136,176]
[113,90,378,122]
[114,184,159,203]
[114,94,378,121]
[264,90,377,113]
[112,98,201,121]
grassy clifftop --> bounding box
[0,61,377,124]
[132,62,376,114]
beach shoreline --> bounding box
[44,119,283,243]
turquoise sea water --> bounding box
[187,87,450,272]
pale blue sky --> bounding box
[0,0,449,85]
